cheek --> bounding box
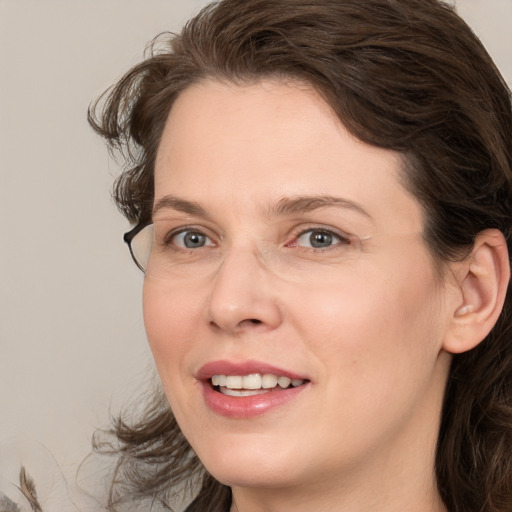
[142,280,202,383]
[142,279,214,439]
[292,278,445,468]
[294,251,445,400]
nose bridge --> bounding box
[207,244,282,333]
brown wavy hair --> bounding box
[88,0,512,511]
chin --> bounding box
[206,461,301,490]
[193,434,308,489]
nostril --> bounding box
[209,318,263,330]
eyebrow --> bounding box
[271,195,371,219]
[153,195,210,218]
[152,194,371,220]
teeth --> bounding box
[211,375,226,387]
[222,388,267,397]
[211,373,305,391]
[262,374,278,388]
[225,375,243,389]
[243,374,262,389]
[277,376,291,388]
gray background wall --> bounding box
[1,0,511,489]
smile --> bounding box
[198,361,310,417]
[211,373,306,396]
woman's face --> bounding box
[144,79,456,498]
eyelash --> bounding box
[161,226,351,252]
[288,227,351,251]
[164,226,216,250]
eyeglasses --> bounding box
[123,222,154,273]
[124,221,424,278]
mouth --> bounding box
[210,373,307,397]
[197,360,310,417]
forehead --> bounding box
[154,79,424,234]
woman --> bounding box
[89,0,512,510]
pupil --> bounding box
[310,231,332,248]
[184,232,205,248]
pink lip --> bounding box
[197,359,307,381]
[197,360,310,419]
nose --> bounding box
[207,248,283,334]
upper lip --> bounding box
[196,360,309,382]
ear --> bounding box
[443,229,510,354]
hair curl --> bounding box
[89,1,512,511]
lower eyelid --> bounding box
[294,229,350,247]
[172,231,215,248]
[158,226,351,250]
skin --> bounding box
[143,79,463,512]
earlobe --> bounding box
[443,229,510,354]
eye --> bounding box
[171,230,214,249]
[296,229,347,249]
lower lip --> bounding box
[201,382,309,418]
